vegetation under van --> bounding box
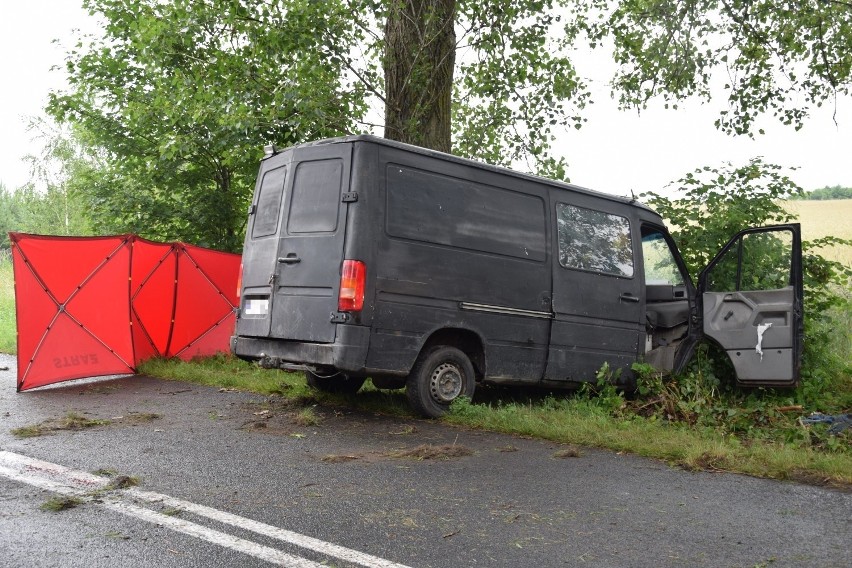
[231,135,803,418]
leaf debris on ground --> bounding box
[386,444,473,460]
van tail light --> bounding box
[338,260,366,312]
[236,263,243,299]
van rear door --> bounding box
[698,224,803,386]
[268,144,352,343]
[238,143,352,344]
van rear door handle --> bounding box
[620,293,640,303]
[277,255,301,264]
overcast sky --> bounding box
[2,1,851,198]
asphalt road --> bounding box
[0,352,849,567]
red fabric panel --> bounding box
[183,244,241,306]
[12,233,240,391]
[11,234,135,390]
[21,314,134,390]
[65,242,134,366]
[132,246,177,358]
[131,311,159,363]
[130,238,176,359]
[13,234,129,303]
[174,313,236,361]
[10,238,58,388]
[167,247,234,358]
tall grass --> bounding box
[0,251,15,354]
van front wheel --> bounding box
[305,371,366,394]
[406,346,475,418]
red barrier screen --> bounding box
[10,233,240,391]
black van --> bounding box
[231,135,803,417]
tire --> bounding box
[406,346,475,418]
[305,371,366,394]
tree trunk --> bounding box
[383,0,456,153]
[214,165,240,253]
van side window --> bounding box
[641,231,685,286]
[386,165,546,261]
[556,203,634,277]
[251,166,287,238]
[705,229,793,292]
[288,159,343,233]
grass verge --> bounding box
[445,396,851,486]
[0,254,15,354]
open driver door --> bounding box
[697,224,803,386]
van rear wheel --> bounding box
[406,346,475,418]
[305,371,366,394]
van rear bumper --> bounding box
[230,325,370,374]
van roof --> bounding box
[292,134,658,214]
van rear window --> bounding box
[288,159,343,233]
[251,166,287,238]
[557,203,634,277]
[385,165,546,261]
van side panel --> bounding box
[365,146,552,381]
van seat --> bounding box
[646,300,689,329]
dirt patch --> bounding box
[552,447,582,459]
[40,495,84,512]
[105,475,140,490]
[11,411,162,438]
[237,398,330,434]
[681,451,729,473]
[386,444,473,460]
[112,412,162,425]
[321,454,362,463]
[786,470,852,492]
[242,419,270,430]
[241,395,318,413]
[12,412,111,438]
[291,408,323,427]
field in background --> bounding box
[784,199,852,265]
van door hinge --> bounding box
[330,312,351,324]
[342,192,358,203]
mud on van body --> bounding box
[231,135,803,418]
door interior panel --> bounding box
[703,288,794,348]
[698,225,802,386]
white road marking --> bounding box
[0,460,325,568]
[125,487,412,568]
[105,499,327,568]
[0,450,413,568]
